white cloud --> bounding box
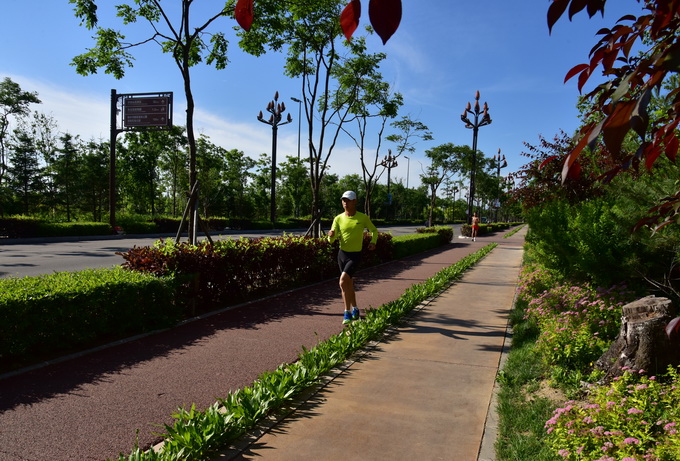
[3,73,110,140]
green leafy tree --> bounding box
[70,0,233,238]
[221,148,255,218]
[118,130,163,215]
[279,155,309,218]
[29,113,60,217]
[386,115,433,160]
[0,78,41,215]
[52,133,82,221]
[549,0,680,230]
[421,143,463,227]
[157,126,188,217]
[195,135,230,218]
[237,0,362,235]
[248,153,272,221]
[7,128,44,214]
[78,139,109,221]
[334,35,402,218]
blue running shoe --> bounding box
[342,311,353,325]
[351,307,360,321]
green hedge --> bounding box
[120,234,394,312]
[0,217,113,239]
[392,227,453,259]
[37,222,113,237]
[0,267,180,371]
[1,216,430,238]
[460,221,519,237]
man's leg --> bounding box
[339,272,356,311]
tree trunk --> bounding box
[596,296,680,380]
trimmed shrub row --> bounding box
[0,267,179,371]
[460,221,521,237]
[0,217,113,239]
[1,216,434,239]
[119,233,395,312]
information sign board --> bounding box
[123,95,172,128]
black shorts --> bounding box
[338,249,362,277]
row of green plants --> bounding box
[0,268,180,372]
[497,256,680,460]
[0,214,431,239]
[111,242,498,460]
[0,227,455,373]
[503,224,525,239]
[460,221,518,237]
[118,230,451,313]
[0,216,114,239]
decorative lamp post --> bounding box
[495,148,507,222]
[404,155,410,190]
[290,96,302,217]
[452,185,459,222]
[380,149,398,209]
[258,91,292,224]
[460,90,492,224]
[290,97,302,161]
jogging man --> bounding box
[327,190,379,324]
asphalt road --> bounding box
[0,225,461,279]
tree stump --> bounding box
[595,296,680,380]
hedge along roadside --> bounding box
[113,242,498,461]
[460,221,523,238]
[0,267,180,373]
[0,230,452,373]
[118,229,454,315]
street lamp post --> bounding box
[290,96,302,217]
[460,90,492,224]
[453,185,459,222]
[258,91,292,224]
[380,149,398,216]
[290,97,302,161]
[404,155,410,189]
[495,148,507,222]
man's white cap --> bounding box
[341,190,357,200]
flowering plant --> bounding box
[546,368,680,460]
[520,271,631,375]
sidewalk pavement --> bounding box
[218,228,526,461]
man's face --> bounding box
[342,198,356,211]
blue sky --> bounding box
[0,1,641,188]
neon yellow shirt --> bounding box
[328,211,378,252]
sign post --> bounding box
[109,91,173,228]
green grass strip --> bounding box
[114,243,498,461]
[495,300,560,461]
[503,224,525,238]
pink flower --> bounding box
[623,437,640,444]
[627,408,643,414]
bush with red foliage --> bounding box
[119,233,393,314]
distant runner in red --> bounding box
[328,190,379,325]
[471,212,480,242]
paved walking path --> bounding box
[0,228,524,461]
[219,228,524,461]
